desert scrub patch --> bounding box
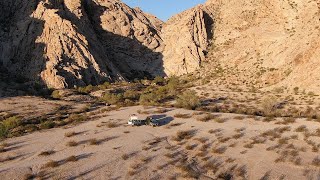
[107,122,120,128]
[295,125,308,132]
[197,113,216,122]
[0,116,22,138]
[212,146,227,154]
[64,131,77,137]
[39,150,55,156]
[175,90,201,110]
[43,160,59,168]
[66,140,78,147]
[65,155,78,162]
[66,114,87,123]
[174,113,191,119]
[172,130,196,141]
[122,153,130,160]
[312,156,320,167]
[88,138,99,145]
[40,120,56,129]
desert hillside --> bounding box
[202,0,320,91]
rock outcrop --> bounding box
[162,5,214,75]
[0,0,166,89]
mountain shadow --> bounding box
[54,0,165,84]
[0,0,47,98]
[0,0,166,97]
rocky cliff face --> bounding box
[0,0,211,89]
[162,5,214,76]
[0,0,167,89]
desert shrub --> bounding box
[66,141,78,147]
[312,156,320,166]
[197,114,215,122]
[122,153,130,160]
[39,150,55,156]
[167,76,180,91]
[64,131,76,137]
[139,87,170,105]
[65,155,78,162]
[124,90,140,101]
[67,114,87,123]
[0,124,8,139]
[139,93,158,105]
[153,76,165,85]
[89,138,99,145]
[175,90,200,110]
[77,85,97,94]
[295,125,307,132]
[212,146,227,154]
[98,82,110,90]
[40,120,55,129]
[44,160,59,168]
[100,92,124,105]
[261,96,279,116]
[174,113,191,118]
[51,90,61,99]
[173,130,196,141]
[2,116,21,130]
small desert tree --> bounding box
[175,90,200,110]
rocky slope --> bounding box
[162,5,214,76]
[203,0,320,91]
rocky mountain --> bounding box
[202,0,320,91]
[1,0,320,91]
[0,0,157,89]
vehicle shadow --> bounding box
[150,114,174,126]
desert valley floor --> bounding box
[2,102,320,180]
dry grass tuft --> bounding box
[212,146,227,154]
[64,131,77,137]
[174,113,192,119]
[44,160,59,168]
[197,114,216,122]
[107,122,120,128]
[65,155,78,162]
[88,138,99,145]
[122,153,130,160]
[312,156,320,167]
[39,150,55,156]
[173,130,196,141]
[66,140,78,147]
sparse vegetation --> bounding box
[173,130,196,141]
[39,150,55,156]
[44,160,59,168]
[66,140,78,147]
[175,90,201,110]
[197,114,215,122]
[65,155,78,162]
[65,131,77,137]
[174,113,191,118]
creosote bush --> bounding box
[51,90,62,99]
[0,116,21,138]
[175,90,200,110]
